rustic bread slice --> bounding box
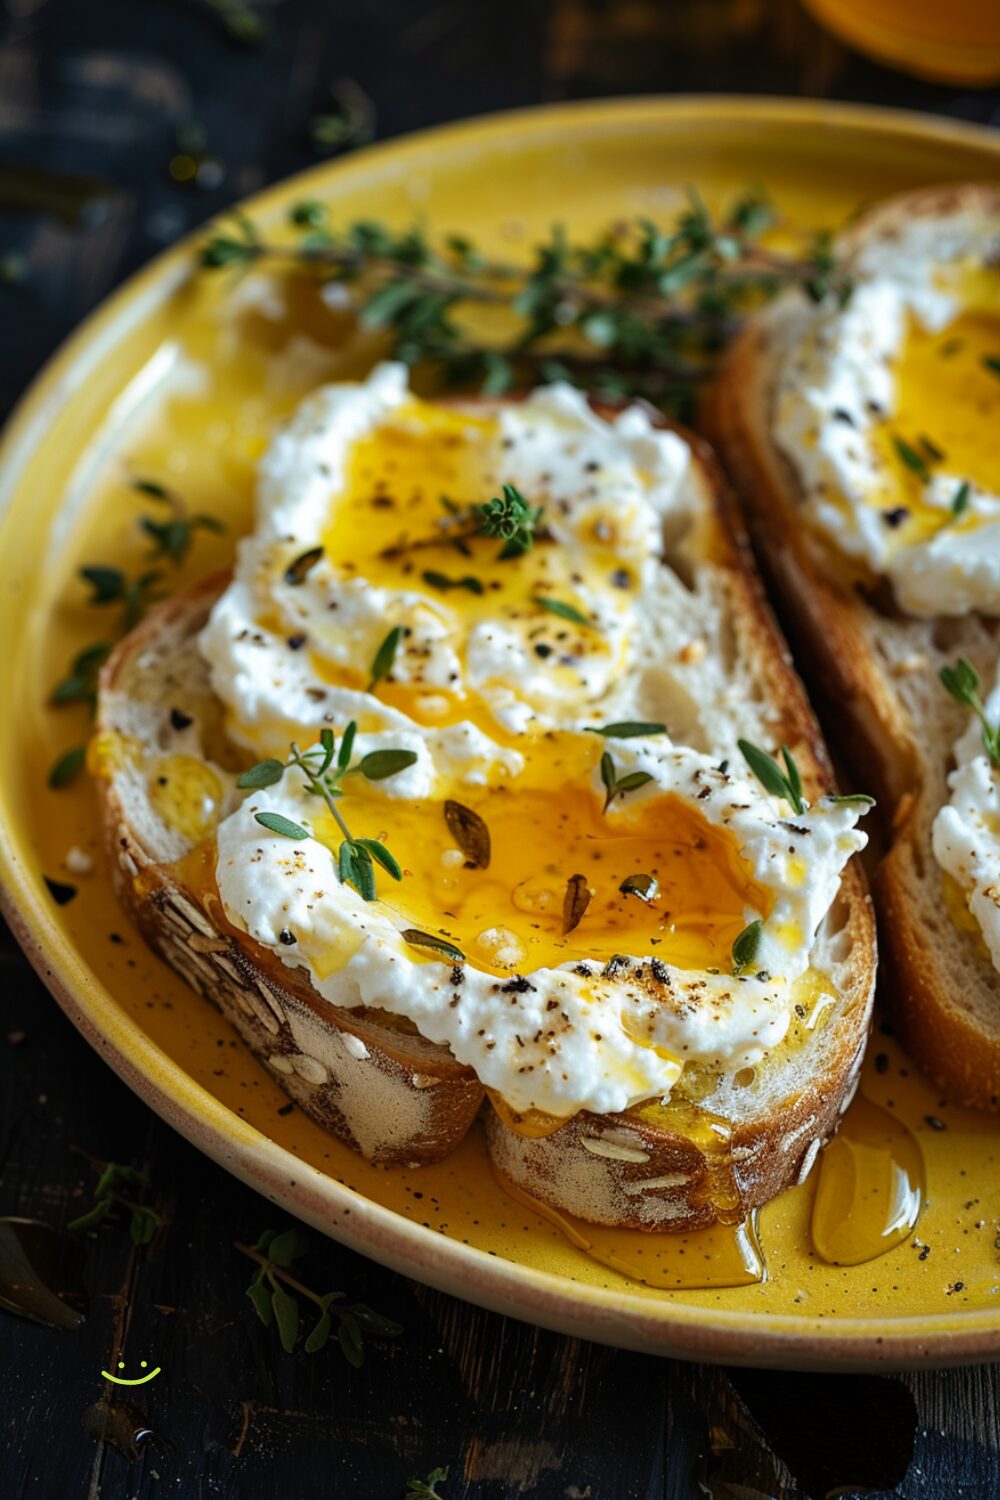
[486,431,876,1229]
[94,403,876,1229]
[705,183,1000,1111]
[95,574,484,1166]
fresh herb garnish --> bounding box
[369,626,403,691]
[562,873,592,935]
[533,596,594,629]
[237,725,413,899]
[892,436,931,482]
[80,565,166,632]
[49,483,222,786]
[401,928,465,962]
[599,750,654,812]
[982,355,1000,380]
[421,569,484,595]
[732,919,764,975]
[237,1229,402,1364]
[200,192,852,416]
[405,1468,449,1499]
[951,480,971,519]
[381,483,543,564]
[52,642,111,708]
[254,810,310,840]
[48,745,86,789]
[739,738,873,813]
[443,800,491,869]
[284,545,324,585]
[587,721,666,738]
[738,739,807,815]
[67,1159,161,1247]
[473,483,544,559]
[201,0,269,46]
[940,657,1000,765]
[310,78,375,157]
[134,475,225,564]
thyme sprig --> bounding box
[739,739,874,812]
[600,750,654,812]
[405,1469,449,1499]
[940,658,1000,766]
[237,1229,402,1365]
[738,739,807,815]
[379,482,543,564]
[49,478,223,787]
[200,192,853,413]
[67,1159,162,1247]
[132,475,226,564]
[237,725,414,899]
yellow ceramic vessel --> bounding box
[2,98,1000,1368]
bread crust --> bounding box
[705,183,1000,1111]
[95,401,876,1224]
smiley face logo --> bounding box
[101,1358,162,1386]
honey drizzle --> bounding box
[810,1094,925,1266]
[491,1165,765,1290]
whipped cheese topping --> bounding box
[218,739,864,1116]
[773,212,1000,618]
[933,664,1000,970]
[202,365,868,1118]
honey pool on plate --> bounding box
[8,162,1000,1325]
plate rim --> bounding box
[3,94,1000,1370]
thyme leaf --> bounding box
[940,657,1000,765]
[237,1230,402,1364]
[737,739,807,815]
[67,1158,162,1246]
[533,596,594,629]
[401,928,465,962]
[369,626,403,691]
[406,1468,449,1499]
[587,721,666,738]
[238,725,411,898]
[600,750,654,812]
[732,919,764,975]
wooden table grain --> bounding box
[2,2,999,1495]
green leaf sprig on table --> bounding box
[237,723,415,900]
[199,192,853,415]
[67,1159,162,1247]
[48,476,225,789]
[405,1468,449,1499]
[236,1229,402,1365]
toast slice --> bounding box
[94,397,876,1229]
[706,184,1000,1111]
[95,574,484,1166]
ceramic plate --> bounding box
[2,97,1000,1369]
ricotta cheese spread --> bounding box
[933,662,1000,971]
[773,213,1000,619]
[202,364,869,1118]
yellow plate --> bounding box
[2,97,1000,1369]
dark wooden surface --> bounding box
[2,3,1000,1496]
